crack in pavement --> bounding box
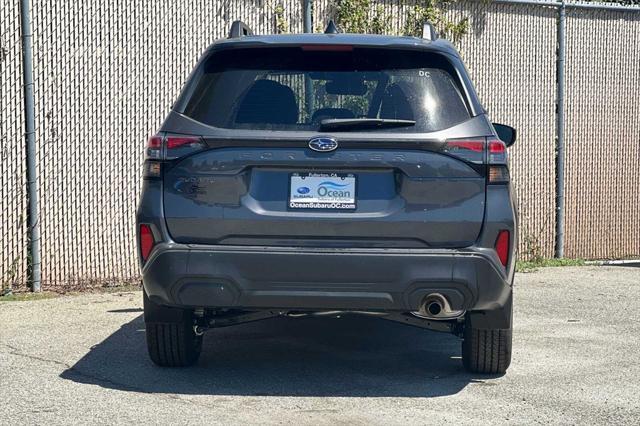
[1,342,71,369]
[0,343,215,409]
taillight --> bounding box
[488,165,510,183]
[165,136,205,160]
[443,137,510,183]
[144,136,163,179]
[495,230,510,268]
[488,138,508,164]
[146,136,163,160]
[442,138,485,164]
[143,134,205,178]
[139,224,155,262]
[487,138,510,184]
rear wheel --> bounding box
[143,292,202,367]
[462,325,512,374]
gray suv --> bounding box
[137,21,517,374]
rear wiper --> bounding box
[319,118,416,131]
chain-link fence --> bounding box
[1,0,28,291]
[446,0,559,260]
[563,5,640,259]
[1,0,639,291]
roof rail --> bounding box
[324,20,341,34]
[228,20,254,39]
[422,22,438,41]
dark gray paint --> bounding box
[142,244,511,319]
[161,111,494,141]
[163,148,487,247]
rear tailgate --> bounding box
[163,140,485,248]
[160,43,490,248]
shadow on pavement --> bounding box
[61,314,486,397]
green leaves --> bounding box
[334,0,469,42]
[335,0,388,34]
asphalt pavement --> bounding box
[1,265,639,425]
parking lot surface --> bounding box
[1,265,639,425]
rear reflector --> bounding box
[495,230,510,267]
[139,224,155,262]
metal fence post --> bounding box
[555,0,566,258]
[303,0,314,117]
[19,0,41,291]
[303,0,312,33]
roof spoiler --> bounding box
[422,22,439,41]
[228,20,254,39]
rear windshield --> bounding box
[178,47,471,133]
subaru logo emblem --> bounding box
[308,136,338,152]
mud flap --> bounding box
[143,289,191,323]
[466,291,513,330]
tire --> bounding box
[462,325,512,374]
[143,293,202,367]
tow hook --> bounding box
[193,324,207,336]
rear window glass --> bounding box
[178,47,471,133]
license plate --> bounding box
[289,172,356,210]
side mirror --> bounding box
[493,123,516,147]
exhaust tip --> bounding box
[427,301,442,316]
[414,293,465,320]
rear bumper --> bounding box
[142,243,512,315]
